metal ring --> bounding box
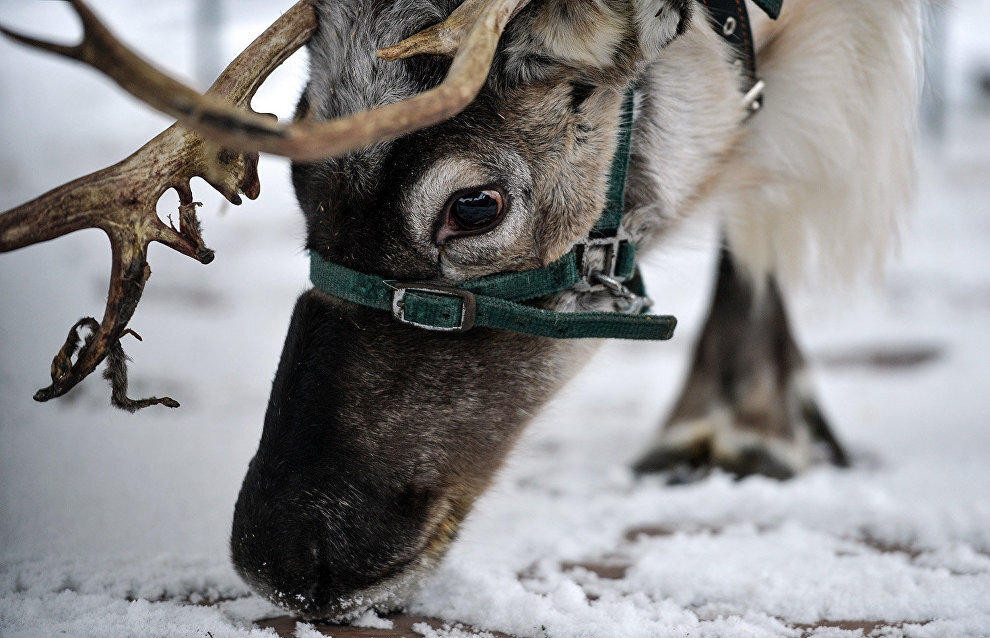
[588,272,654,315]
[723,17,737,36]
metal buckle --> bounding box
[577,236,624,281]
[391,283,477,332]
[743,79,765,116]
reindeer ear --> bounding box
[635,0,694,62]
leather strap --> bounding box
[698,0,759,82]
[696,0,779,113]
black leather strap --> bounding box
[696,0,759,84]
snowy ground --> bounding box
[1,1,989,637]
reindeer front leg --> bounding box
[634,247,848,480]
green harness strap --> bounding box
[309,86,677,341]
[309,255,676,339]
[592,82,635,235]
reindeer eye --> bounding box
[445,188,506,234]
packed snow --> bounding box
[1,1,989,637]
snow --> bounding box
[412,624,502,638]
[294,623,330,638]
[353,610,397,630]
[1,1,989,637]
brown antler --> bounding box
[0,0,318,409]
[1,0,532,162]
[377,0,530,60]
[0,0,530,409]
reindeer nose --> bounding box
[230,458,432,618]
[229,292,451,616]
[230,503,342,613]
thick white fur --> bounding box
[719,0,922,285]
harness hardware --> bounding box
[575,235,630,283]
[392,283,478,332]
[590,272,653,315]
[743,79,766,114]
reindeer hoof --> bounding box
[633,441,797,482]
[633,395,849,483]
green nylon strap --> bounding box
[308,82,677,341]
[309,254,676,340]
[308,239,637,313]
[405,288,676,339]
[310,252,578,312]
[458,252,582,302]
[753,0,782,19]
[593,87,636,235]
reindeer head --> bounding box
[0,0,699,620]
[229,0,697,619]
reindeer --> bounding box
[0,0,920,622]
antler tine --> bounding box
[0,132,214,409]
[0,0,524,408]
[1,0,531,162]
[0,0,318,408]
[273,0,533,161]
[1,0,292,140]
[377,0,530,61]
[376,0,484,61]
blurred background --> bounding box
[0,1,988,636]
